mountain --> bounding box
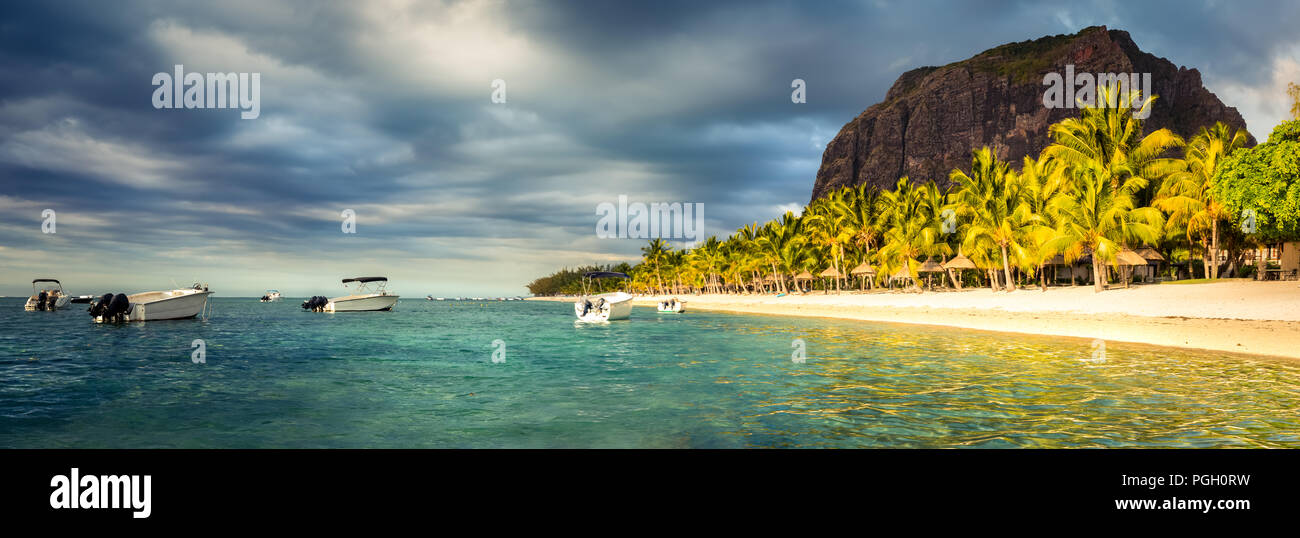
[810,26,1253,201]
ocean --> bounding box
[2,297,1297,448]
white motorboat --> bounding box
[24,279,72,311]
[574,271,633,322]
[259,290,282,302]
[324,277,398,312]
[90,284,213,322]
[657,297,686,313]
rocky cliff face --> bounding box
[811,26,1253,201]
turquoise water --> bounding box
[1,297,1298,448]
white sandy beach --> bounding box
[534,281,1300,360]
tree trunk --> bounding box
[1000,245,1017,292]
[1093,257,1106,292]
[1211,221,1220,279]
[1039,263,1047,292]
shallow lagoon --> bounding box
[2,297,1297,448]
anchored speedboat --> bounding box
[24,279,71,311]
[306,277,398,312]
[89,284,213,322]
[574,271,633,322]
[657,297,686,313]
[259,290,282,302]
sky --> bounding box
[1,0,1297,297]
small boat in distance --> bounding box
[574,271,633,322]
[260,290,283,302]
[25,279,71,311]
[657,297,686,313]
[70,295,95,304]
[90,284,213,322]
[323,277,398,312]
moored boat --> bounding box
[24,279,71,311]
[657,297,686,313]
[574,271,633,322]
[89,284,213,322]
[319,277,398,312]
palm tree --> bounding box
[951,147,1029,292]
[803,198,853,292]
[1043,85,1184,202]
[1154,122,1250,279]
[878,176,931,289]
[1044,161,1165,292]
[641,238,670,295]
[755,213,802,294]
[1019,152,1068,290]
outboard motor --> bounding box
[99,293,130,322]
[302,296,328,312]
[36,291,48,311]
[89,293,114,317]
[46,292,60,310]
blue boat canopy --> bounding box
[583,271,629,279]
[342,277,387,283]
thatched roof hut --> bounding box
[942,254,977,270]
[918,259,945,273]
[819,267,842,278]
[1135,247,1165,262]
[850,262,876,275]
[793,271,813,281]
[1116,249,1148,266]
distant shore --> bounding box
[530,280,1300,360]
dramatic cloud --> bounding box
[1,0,1296,296]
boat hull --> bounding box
[326,294,399,312]
[128,290,211,321]
[95,290,212,322]
[24,294,71,311]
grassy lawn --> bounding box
[1158,277,1254,285]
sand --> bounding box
[533,281,1300,360]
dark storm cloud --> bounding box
[1,0,1296,295]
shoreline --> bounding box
[531,281,1300,360]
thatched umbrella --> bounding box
[917,258,945,289]
[850,262,876,275]
[819,267,843,293]
[890,264,913,289]
[850,262,876,290]
[942,254,976,289]
[793,271,813,293]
